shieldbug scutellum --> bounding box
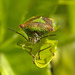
[8,16,57,68]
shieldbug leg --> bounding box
[22,46,33,56]
[26,50,35,64]
[38,52,40,59]
[49,48,55,56]
[32,55,35,64]
[24,47,36,64]
[40,34,56,40]
[25,49,35,64]
[25,47,32,55]
[38,45,52,59]
[8,28,28,41]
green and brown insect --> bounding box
[8,16,57,68]
[18,16,55,43]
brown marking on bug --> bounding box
[42,17,53,27]
[25,16,40,24]
[24,22,46,29]
[22,21,55,33]
[18,16,55,32]
[44,25,55,32]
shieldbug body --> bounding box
[18,16,55,43]
[8,16,57,68]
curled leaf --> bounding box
[34,40,57,68]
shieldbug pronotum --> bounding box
[8,16,57,68]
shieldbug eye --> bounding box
[51,28,55,32]
[18,24,24,29]
[51,28,53,31]
[20,25,22,28]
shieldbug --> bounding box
[8,16,57,68]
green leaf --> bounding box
[34,40,57,68]
[19,39,57,68]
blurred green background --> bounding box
[0,0,75,75]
